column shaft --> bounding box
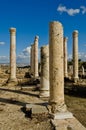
[39,45,49,97]
[31,44,34,74]
[34,36,39,77]
[49,21,66,113]
[9,28,16,81]
[63,37,68,78]
[73,30,79,82]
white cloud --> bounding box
[57,4,80,16]
[80,6,86,14]
[17,46,31,64]
[57,5,66,13]
[0,42,5,45]
[0,56,9,63]
[68,54,72,60]
[78,52,86,61]
[67,9,80,16]
[22,46,31,56]
[68,52,86,61]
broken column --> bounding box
[8,28,17,82]
[49,21,72,119]
[73,30,79,82]
[34,36,39,78]
[63,37,68,78]
[39,45,49,97]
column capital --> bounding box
[9,28,16,35]
[73,30,78,37]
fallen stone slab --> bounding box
[26,103,48,115]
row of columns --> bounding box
[38,22,79,117]
[8,28,39,83]
[8,26,79,84]
[39,29,79,98]
[6,21,79,118]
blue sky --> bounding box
[0,0,86,63]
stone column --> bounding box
[31,44,34,74]
[82,66,85,76]
[73,30,79,82]
[34,36,39,77]
[49,21,72,119]
[39,45,49,97]
[49,21,66,113]
[9,28,17,82]
[63,37,68,78]
[68,65,73,76]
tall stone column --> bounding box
[31,44,34,74]
[9,28,17,82]
[63,37,68,78]
[49,21,72,119]
[39,45,49,97]
[73,30,79,82]
[34,36,39,77]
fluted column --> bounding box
[34,36,39,77]
[73,30,79,82]
[63,37,68,78]
[39,45,49,97]
[9,28,17,82]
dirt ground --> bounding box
[0,66,86,130]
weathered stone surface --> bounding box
[64,37,68,78]
[51,117,86,130]
[34,36,39,78]
[50,111,73,119]
[26,103,48,114]
[8,28,17,82]
[31,44,34,74]
[73,30,79,82]
[39,45,49,97]
[49,21,67,113]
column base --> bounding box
[7,78,18,84]
[39,90,49,98]
[73,77,79,83]
[64,73,68,78]
[50,111,73,119]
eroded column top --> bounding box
[41,44,49,49]
[73,30,78,37]
[35,35,39,40]
[64,37,68,42]
[50,21,63,26]
[9,28,16,34]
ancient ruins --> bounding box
[0,21,86,130]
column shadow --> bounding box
[0,88,38,97]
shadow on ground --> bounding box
[0,88,38,97]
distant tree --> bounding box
[68,59,73,65]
